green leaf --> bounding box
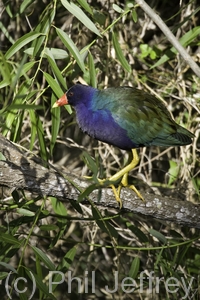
[0,262,17,273]
[20,0,35,14]
[64,247,77,268]
[93,10,106,26]
[43,72,65,99]
[31,246,56,271]
[50,197,68,218]
[0,51,12,83]
[0,79,10,89]
[177,26,200,48]
[52,247,77,292]
[132,9,138,23]
[5,32,43,59]
[29,110,38,151]
[8,104,43,110]
[149,229,167,244]
[25,269,56,300]
[17,208,35,216]
[35,254,43,299]
[0,232,21,246]
[140,44,150,58]
[61,0,101,37]
[50,94,60,155]
[168,160,179,186]
[112,31,131,72]
[0,21,15,44]
[88,52,97,88]
[76,0,92,14]
[56,27,86,73]
[0,152,6,161]
[24,47,69,59]
[129,257,140,279]
[3,3,13,18]
[21,61,36,76]
[45,51,67,90]
[2,95,26,136]
[81,151,98,177]
[78,183,97,203]
[113,4,124,13]
[40,224,59,231]
[35,113,48,162]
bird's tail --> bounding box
[171,125,194,145]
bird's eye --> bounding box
[68,92,73,97]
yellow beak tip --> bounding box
[52,102,59,108]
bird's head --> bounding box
[52,84,96,108]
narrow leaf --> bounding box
[17,208,35,216]
[129,257,140,279]
[88,52,97,88]
[149,229,167,244]
[50,197,68,217]
[29,110,38,151]
[0,262,17,274]
[8,104,43,110]
[0,233,21,246]
[61,0,101,36]
[56,27,86,73]
[5,32,43,59]
[45,52,67,90]
[20,0,34,13]
[64,247,77,267]
[40,225,59,231]
[43,72,65,99]
[76,0,92,14]
[25,269,56,300]
[132,10,138,23]
[113,4,124,13]
[112,31,131,72]
[0,152,6,161]
[31,246,55,271]
[21,61,36,76]
[35,114,48,162]
[82,151,98,176]
[168,160,179,186]
[78,183,97,203]
[24,47,69,59]
[50,94,60,155]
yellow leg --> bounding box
[108,149,144,208]
[84,149,144,208]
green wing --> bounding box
[96,87,193,146]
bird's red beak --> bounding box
[52,94,68,108]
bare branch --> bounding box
[0,134,199,228]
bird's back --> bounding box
[92,86,194,147]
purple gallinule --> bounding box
[53,84,194,207]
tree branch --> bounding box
[0,134,199,228]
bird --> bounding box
[53,84,194,208]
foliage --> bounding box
[0,0,200,299]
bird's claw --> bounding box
[84,175,144,209]
[110,184,123,209]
